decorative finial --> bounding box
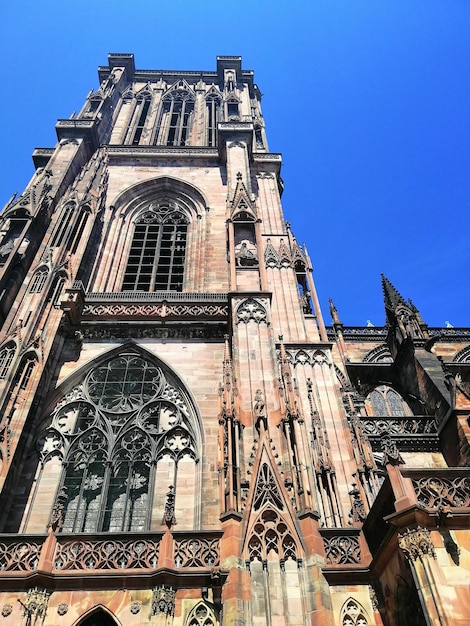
[162,485,176,528]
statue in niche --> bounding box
[0,239,14,257]
[253,389,267,433]
[301,290,312,314]
[235,240,258,267]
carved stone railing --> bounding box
[0,536,44,572]
[54,535,162,571]
[85,291,228,302]
[319,528,362,566]
[80,291,229,322]
[0,531,222,578]
[326,326,388,342]
[359,416,439,451]
[173,534,220,568]
[403,468,470,509]
[363,467,470,562]
[326,325,470,343]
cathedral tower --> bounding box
[0,54,468,626]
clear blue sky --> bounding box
[1,1,469,327]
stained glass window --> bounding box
[367,385,411,417]
[51,352,198,533]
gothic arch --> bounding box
[185,601,218,626]
[16,343,204,533]
[363,344,393,363]
[453,344,470,363]
[339,597,370,626]
[365,385,412,417]
[111,177,208,220]
[95,177,208,292]
[74,606,120,626]
[236,298,268,325]
[29,266,49,293]
[0,341,16,380]
[42,342,204,439]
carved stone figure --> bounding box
[235,240,258,267]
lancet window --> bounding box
[206,93,221,147]
[29,267,49,294]
[157,86,195,146]
[122,202,189,292]
[15,355,36,391]
[247,508,298,562]
[366,385,412,417]
[42,351,198,533]
[131,96,152,145]
[0,343,15,379]
[51,202,75,248]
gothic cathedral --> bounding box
[0,55,469,626]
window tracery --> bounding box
[157,84,195,146]
[29,267,49,294]
[366,385,412,417]
[122,203,189,292]
[186,602,217,626]
[0,343,15,380]
[206,92,221,147]
[340,598,369,626]
[247,509,298,562]
[40,351,199,533]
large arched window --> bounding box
[157,85,195,146]
[122,202,189,292]
[206,92,221,147]
[41,350,199,534]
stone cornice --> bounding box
[327,326,470,342]
[106,145,219,159]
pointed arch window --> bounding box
[157,87,195,146]
[367,385,412,417]
[206,93,221,147]
[29,268,48,293]
[122,202,189,292]
[0,342,15,379]
[46,352,198,533]
[51,202,75,248]
[17,356,36,391]
[131,96,152,145]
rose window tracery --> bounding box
[39,351,199,533]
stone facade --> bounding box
[0,54,468,626]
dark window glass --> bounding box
[122,204,188,292]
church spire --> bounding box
[381,273,407,313]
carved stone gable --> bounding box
[254,463,284,511]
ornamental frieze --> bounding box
[79,324,226,341]
[82,302,228,319]
[398,526,436,561]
